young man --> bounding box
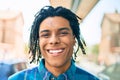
[8,6,99,80]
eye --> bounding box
[59,31,69,36]
[40,33,50,38]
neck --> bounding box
[45,60,71,77]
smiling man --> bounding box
[39,16,75,77]
[8,6,99,80]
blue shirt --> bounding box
[8,59,99,80]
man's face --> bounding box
[39,16,75,68]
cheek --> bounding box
[65,36,75,45]
[62,37,75,49]
[39,41,45,56]
[39,39,45,50]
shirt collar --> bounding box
[64,60,76,79]
[38,59,76,80]
[38,59,51,79]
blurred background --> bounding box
[0,0,120,80]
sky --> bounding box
[80,0,120,46]
[0,0,120,46]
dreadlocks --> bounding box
[29,6,86,63]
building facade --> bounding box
[49,0,99,22]
[0,10,25,60]
[99,13,120,65]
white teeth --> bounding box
[49,49,63,54]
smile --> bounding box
[47,48,64,54]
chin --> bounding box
[51,59,70,68]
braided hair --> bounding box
[29,6,86,63]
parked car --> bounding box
[0,60,27,80]
[98,62,120,80]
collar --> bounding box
[38,59,76,80]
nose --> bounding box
[49,35,60,45]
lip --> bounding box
[47,48,65,57]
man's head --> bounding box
[29,6,86,63]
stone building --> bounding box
[0,10,25,60]
[49,0,99,22]
[99,12,120,65]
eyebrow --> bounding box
[58,27,70,31]
[40,27,70,33]
[40,30,49,33]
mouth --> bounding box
[47,48,64,56]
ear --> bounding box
[73,35,76,45]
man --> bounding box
[8,6,99,80]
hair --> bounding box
[29,6,86,63]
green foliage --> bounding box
[24,43,29,54]
[91,44,99,55]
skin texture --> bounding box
[39,16,75,77]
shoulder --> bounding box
[75,66,99,80]
[8,66,38,80]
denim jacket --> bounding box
[8,59,99,80]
